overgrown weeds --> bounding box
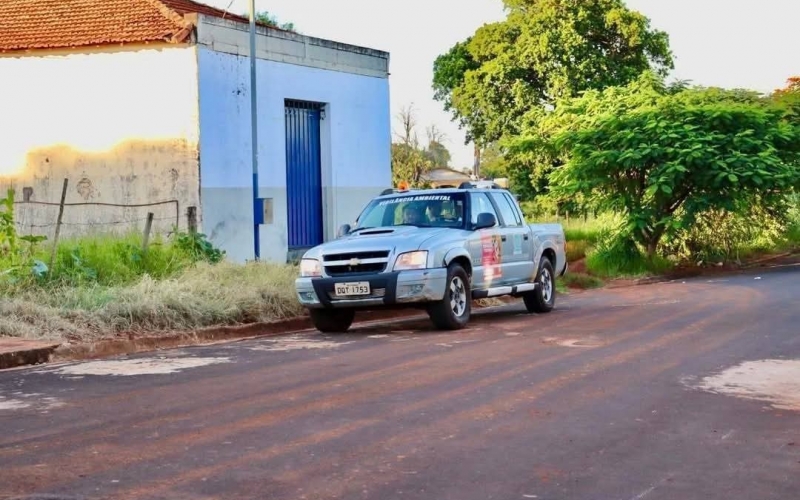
[1,261,303,341]
[1,186,228,292]
[1,187,303,341]
[585,236,672,278]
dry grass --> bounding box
[566,240,591,262]
[0,262,305,342]
[561,272,605,290]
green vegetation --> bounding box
[537,201,800,285]
[519,73,800,277]
[252,10,296,32]
[537,74,800,258]
[432,0,800,281]
[560,272,605,290]
[1,191,301,341]
[391,105,455,188]
[1,262,303,341]
[432,0,672,149]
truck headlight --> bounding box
[394,251,428,271]
[299,258,322,277]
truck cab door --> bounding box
[488,191,535,284]
[467,192,504,289]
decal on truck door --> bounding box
[513,234,523,255]
[481,231,503,281]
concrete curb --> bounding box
[3,306,451,370]
[0,340,62,370]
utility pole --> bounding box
[249,0,261,260]
[473,143,481,179]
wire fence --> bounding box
[14,200,181,234]
[11,180,191,243]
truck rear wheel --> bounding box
[523,258,556,313]
[309,308,355,333]
[427,263,471,330]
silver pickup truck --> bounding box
[295,184,567,333]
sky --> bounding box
[207,0,800,171]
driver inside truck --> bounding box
[427,201,443,224]
[401,203,425,225]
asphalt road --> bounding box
[2,267,800,500]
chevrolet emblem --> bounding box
[349,258,361,266]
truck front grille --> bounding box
[323,251,390,276]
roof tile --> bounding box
[0,0,265,53]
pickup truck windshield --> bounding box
[356,192,467,230]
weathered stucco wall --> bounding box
[0,45,200,240]
[196,18,391,264]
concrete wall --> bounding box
[196,18,391,263]
[0,45,200,239]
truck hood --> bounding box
[304,226,451,258]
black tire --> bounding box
[427,263,471,330]
[309,308,355,333]
[523,257,556,314]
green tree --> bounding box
[525,73,800,257]
[477,142,509,180]
[423,125,452,168]
[392,143,433,188]
[432,0,673,147]
[425,141,451,168]
[772,76,800,119]
[391,105,434,187]
[247,10,296,31]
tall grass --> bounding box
[45,233,194,286]
[585,238,672,278]
[528,212,622,245]
[1,261,303,341]
[1,227,305,341]
[785,222,800,248]
[2,230,223,293]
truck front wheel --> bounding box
[427,263,471,330]
[523,258,556,313]
[309,308,355,333]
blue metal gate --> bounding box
[285,99,324,249]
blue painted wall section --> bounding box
[285,99,324,249]
[197,46,391,263]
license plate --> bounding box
[334,282,371,296]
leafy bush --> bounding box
[0,189,50,283]
[516,72,800,259]
[660,200,790,264]
[173,231,226,264]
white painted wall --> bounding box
[0,46,201,239]
[197,46,391,263]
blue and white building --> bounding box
[0,0,392,263]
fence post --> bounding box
[48,178,69,273]
[142,212,154,253]
[187,206,197,234]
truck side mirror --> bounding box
[474,212,497,230]
[337,223,352,238]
